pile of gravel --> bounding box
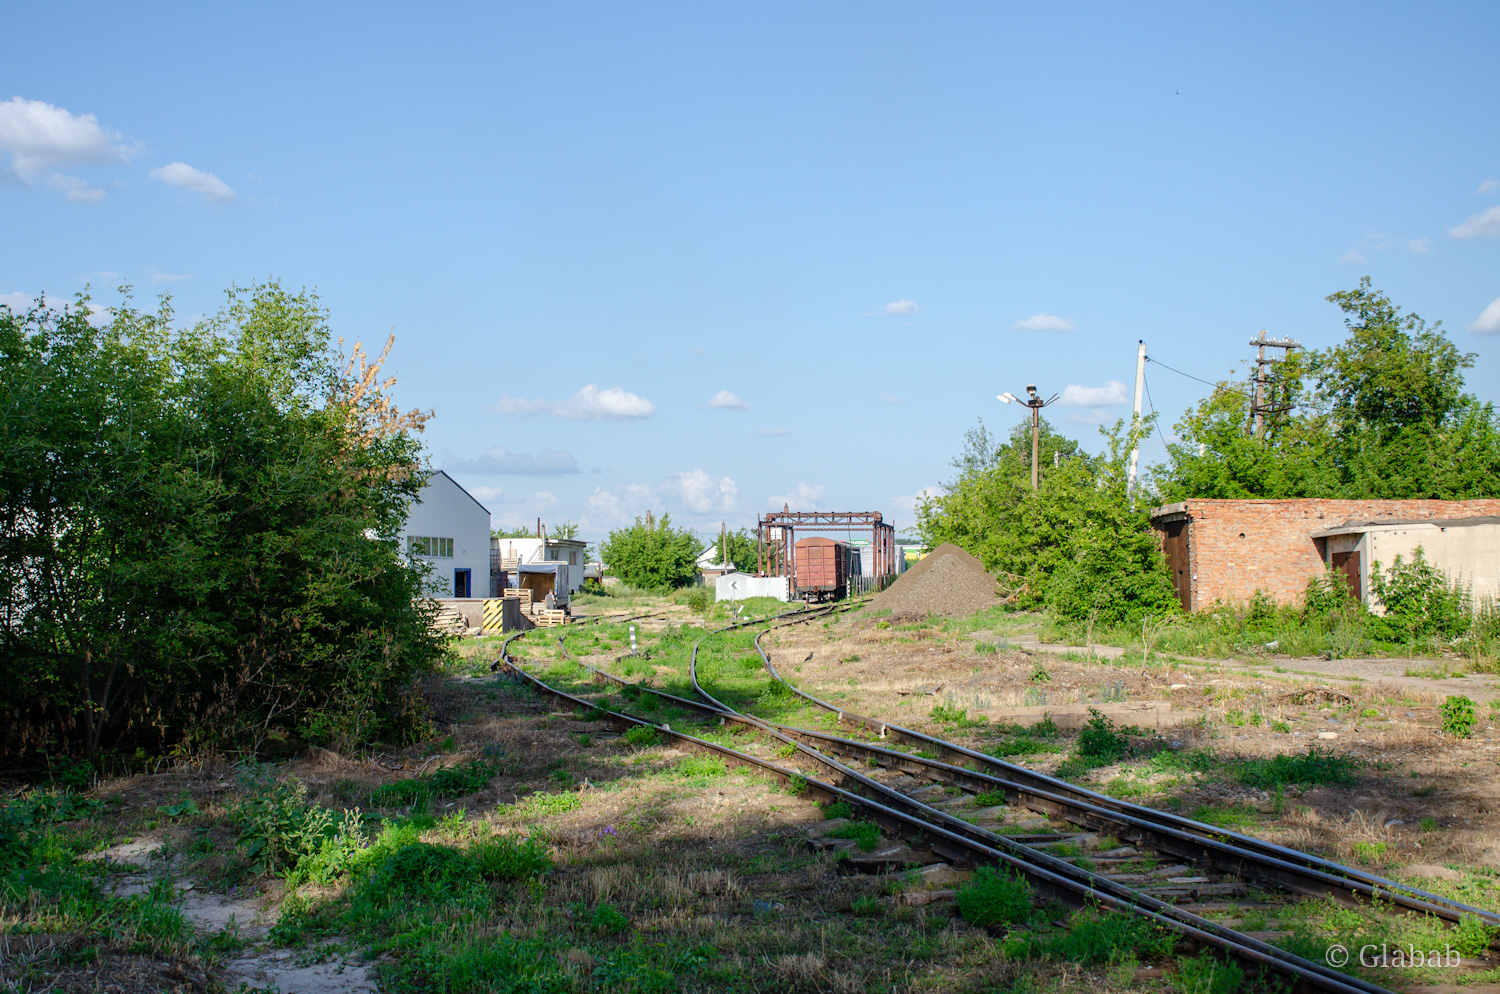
[871,543,1000,619]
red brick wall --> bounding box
[1163,499,1500,610]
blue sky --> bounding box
[5,2,1498,545]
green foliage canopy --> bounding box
[1159,278,1500,500]
[918,418,1178,625]
[0,284,445,758]
[599,512,702,589]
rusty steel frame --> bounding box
[754,506,897,591]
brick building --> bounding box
[1149,499,1500,612]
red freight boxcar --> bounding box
[793,537,851,601]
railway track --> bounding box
[495,607,1495,992]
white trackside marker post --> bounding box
[629,625,637,655]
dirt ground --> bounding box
[769,609,1500,878]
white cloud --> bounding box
[689,346,706,356]
[1407,237,1433,254]
[708,389,749,410]
[1467,296,1500,335]
[879,393,900,404]
[468,487,562,531]
[446,446,580,476]
[491,384,655,420]
[877,299,919,317]
[758,426,790,436]
[1011,313,1075,332]
[1450,206,1500,239]
[1338,232,1394,264]
[0,97,131,187]
[768,482,825,511]
[149,161,237,205]
[1058,380,1130,406]
[149,271,193,285]
[1067,408,1116,426]
[1479,180,1499,194]
[0,292,34,312]
[44,173,105,203]
[890,486,942,519]
[662,469,738,513]
[579,470,737,530]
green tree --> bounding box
[920,418,1178,625]
[550,520,580,540]
[493,525,537,539]
[700,528,757,572]
[600,512,702,589]
[1159,279,1500,501]
[0,284,444,759]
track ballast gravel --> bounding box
[871,542,999,619]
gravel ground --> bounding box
[872,543,999,618]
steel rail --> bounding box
[538,621,1394,994]
[745,623,1500,931]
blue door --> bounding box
[454,569,471,598]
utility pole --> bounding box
[1128,340,1146,495]
[1030,390,1041,489]
[1249,330,1301,437]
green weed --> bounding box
[474,836,552,880]
[1234,749,1358,790]
[1171,950,1245,994]
[828,820,881,852]
[955,866,1033,927]
[1442,695,1477,739]
[624,725,664,747]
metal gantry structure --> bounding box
[755,506,897,592]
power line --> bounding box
[1144,355,1218,388]
[1142,371,1172,452]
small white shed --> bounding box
[402,471,491,599]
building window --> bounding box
[408,536,454,557]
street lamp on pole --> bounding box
[997,384,1059,489]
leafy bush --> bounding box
[474,836,552,880]
[955,866,1033,926]
[1369,548,1470,642]
[235,775,335,875]
[1441,696,1477,739]
[1076,709,1127,763]
[0,286,444,759]
[920,419,1180,627]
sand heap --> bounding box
[871,543,1000,619]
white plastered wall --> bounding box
[1363,523,1500,612]
[403,472,491,599]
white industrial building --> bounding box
[402,471,492,599]
[491,535,590,594]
